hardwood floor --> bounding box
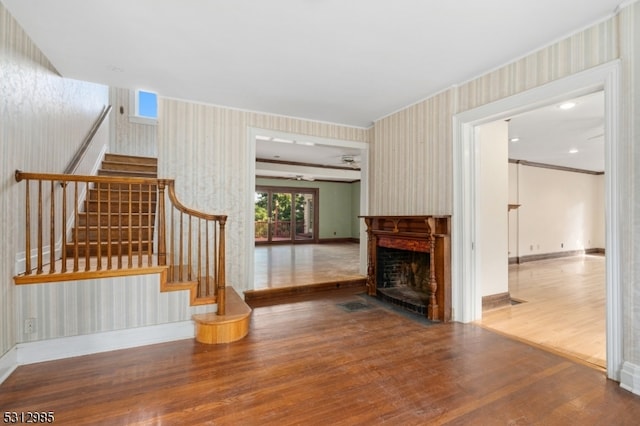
[254,243,363,289]
[478,255,606,369]
[253,245,606,369]
[2,292,638,425]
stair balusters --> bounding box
[13,171,226,311]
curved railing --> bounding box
[14,171,227,313]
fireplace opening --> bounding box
[376,247,431,315]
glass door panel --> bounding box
[255,186,318,244]
[271,192,292,242]
[294,193,314,241]
[254,191,269,243]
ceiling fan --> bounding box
[290,174,315,181]
[340,155,361,169]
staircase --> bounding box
[15,153,251,344]
[67,153,158,258]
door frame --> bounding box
[247,127,370,290]
[452,60,622,380]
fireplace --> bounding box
[360,216,451,321]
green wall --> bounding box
[256,178,360,240]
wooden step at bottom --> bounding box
[193,287,251,344]
[243,277,366,306]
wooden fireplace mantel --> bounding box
[359,215,451,322]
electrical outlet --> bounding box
[24,318,36,334]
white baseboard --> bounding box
[0,346,18,385]
[620,361,640,396]
[5,321,194,374]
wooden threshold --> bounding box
[244,277,366,307]
[193,287,251,344]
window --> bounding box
[130,90,158,125]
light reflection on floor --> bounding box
[254,243,363,289]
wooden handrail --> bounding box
[14,171,227,313]
[163,179,227,222]
[161,179,227,314]
[63,105,112,175]
[16,170,158,185]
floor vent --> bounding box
[337,301,371,312]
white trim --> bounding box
[15,321,194,366]
[452,60,622,381]
[0,347,18,385]
[620,361,640,395]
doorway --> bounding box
[452,61,622,380]
[254,186,319,244]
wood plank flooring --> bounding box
[478,255,606,369]
[1,292,638,425]
[253,243,363,289]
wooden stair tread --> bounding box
[193,288,251,344]
[98,170,158,178]
[104,153,158,165]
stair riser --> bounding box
[65,243,153,257]
[77,214,156,227]
[95,183,158,191]
[88,190,157,202]
[84,201,156,213]
[73,228,153,241]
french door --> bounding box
[255,186,318,244]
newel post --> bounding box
[217,217,227,316]
[157,180,167,266]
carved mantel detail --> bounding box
[360,215,451,322]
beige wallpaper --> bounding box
[1,3,109,350]
[158,99,370,292]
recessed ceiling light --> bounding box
[569,149,579,154]
[509,137,520,142]
[559,101,576,110]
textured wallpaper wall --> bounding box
[158,100,370,292]
[1,4,109,349]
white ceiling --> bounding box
[4,0,616,177]
[508,91,605,172]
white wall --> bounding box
[477,121,509,297]
[509,163,605,259]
